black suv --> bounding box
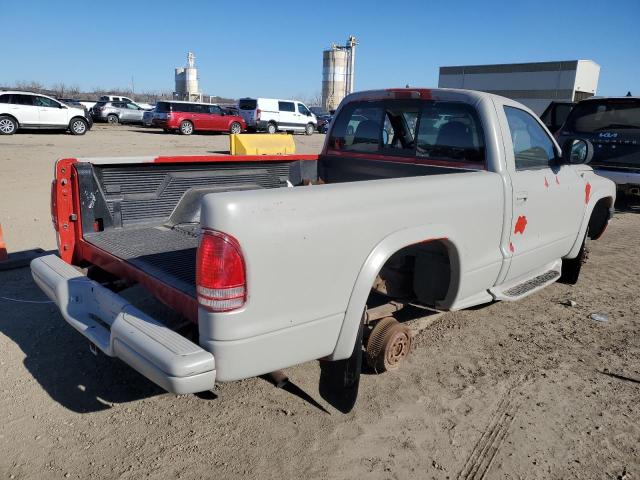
[556,97,640,199]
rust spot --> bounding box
[555,176,560,185]
[544,177,549,188]
[509,242,515,253]
[585,182,591,204]
[514,215,527,235]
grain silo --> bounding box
[174,52,202,102]
[322,36,357,112]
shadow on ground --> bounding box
[0,266,164,413]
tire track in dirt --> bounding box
[456,384,523,480]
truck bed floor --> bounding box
[84,224,199,297]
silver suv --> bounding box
[91,101,146,124]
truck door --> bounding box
[501,105,585,282]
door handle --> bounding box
[516,191,528,203]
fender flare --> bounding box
[566,187,614,258]
[328,224,459,361]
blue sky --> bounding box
[0,0,638,99]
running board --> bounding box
[490,260,562,301]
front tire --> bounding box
[267,122,277,134]
[107,114,119,125]
[69,117,88,135]
[305,123,315,135]
[559,231,589,285]
[229,122,242,135]
[0,115,17,135]
[179,120,194,135]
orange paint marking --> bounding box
[555,176,560,185]
[544,177,549,188]
[585,182,591,204]
[514,215,527,235]
[509,242,515,253]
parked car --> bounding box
[142,108,156,127]
[238,97,317,134]
[556,96,640,199]
[151,101,246,135]
[309,106,328,117]
[32,88,615,412]
[539,101,575,134]
[0,90,92,135]
[91,101,146,124]
[317,113,333,133]
[57,98,87,111]
[98,95,152,110]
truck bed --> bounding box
[72,155,475,315]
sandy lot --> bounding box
[0,125,638,480]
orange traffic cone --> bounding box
[0,223,7,261]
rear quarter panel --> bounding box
[198,171,505,355]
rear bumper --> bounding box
[31,255,216,394]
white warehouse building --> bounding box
[438,60,600,115]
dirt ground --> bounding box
[1,125,638,480]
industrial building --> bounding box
[438,60,600,114]
[174,52,202,102]
[321,36,357,112]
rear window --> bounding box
[329,100,485,164]
[155,102,172,113]
[278,101,295,112]
[239,98,257,110]
[565,99,640,133]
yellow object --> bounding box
[230,133,296,155]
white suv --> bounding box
[0,91,92,135]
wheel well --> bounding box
[69,115,87,124]
[588,197,613,240]
[373,239,453,308]
[0,113,19,126]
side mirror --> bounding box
[562,138,593,164]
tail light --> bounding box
[256,108,261,120]
[196,230,246,312]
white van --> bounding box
[238,98,316,135]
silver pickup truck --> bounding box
[32,88,616,410]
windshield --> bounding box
[239,98,257,110]
[565,99,640,133]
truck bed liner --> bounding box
[84,224,199,297]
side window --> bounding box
[34,96,60,108]
[297,103,310,115]
[328,103,384,153]
[13,94,35,106]
[209,105,222,115]
[504,106,556,170]
[381,104,420,153]
[416,102,485,164]
[278,101,295,112]
[0,94,11,104]
[125,103,138,110]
